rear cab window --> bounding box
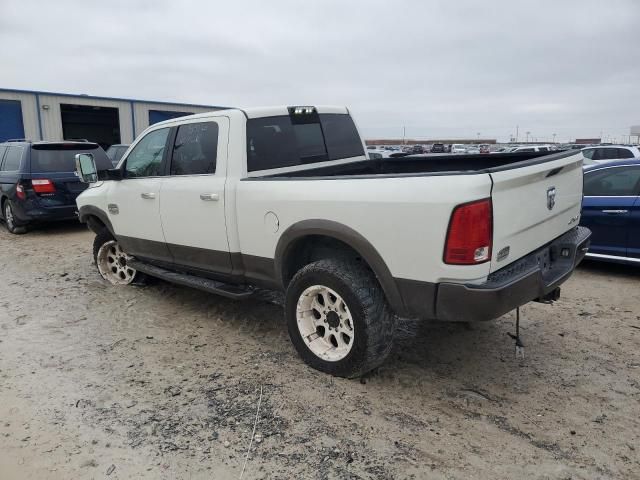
[246,109,364,172]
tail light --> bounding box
[32,179,56,194]
[16,183,26,200]
[444,198,493,265]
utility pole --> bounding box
[402,126,406,145]
[516,125,519,143]
[526,131,530,143]
[552,133,556,144]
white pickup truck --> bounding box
[75,105,590,377]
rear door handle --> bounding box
[602,209,628,214]
[140,192,156,199]
[200,193,219,201]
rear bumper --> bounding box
[12,202,78,224]
[397,226,591,322]
[436,226,591,321]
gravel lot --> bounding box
[0,222,639,479]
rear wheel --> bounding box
[3,201,26,234]
[285,259,396,378]
[93,229,137,285]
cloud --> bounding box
[1,0,639,142]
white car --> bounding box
[510,145,552,153]
[74,105,590,377]
[581,145,640,165]
[451,144,467,154]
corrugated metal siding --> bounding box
[0,91,39,140]
[38,94,133,143]
[0,90,225,144]
[132,102,219,139]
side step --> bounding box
[128,259,253,300]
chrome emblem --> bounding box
[497,246,510,262]
[546,187,556,210]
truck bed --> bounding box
[259,150,579,179]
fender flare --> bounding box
[78,205,115,236]
[274,219,406,316]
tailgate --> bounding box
[489,152,583,272]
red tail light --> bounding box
[32,179,56,194]
[16,183,26,200]
[444,198,493,265]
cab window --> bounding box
[124,128,170,178]
[170,122,218,175]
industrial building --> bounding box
[0,88,227,148]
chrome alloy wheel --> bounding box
[96,240,136,285]
[4,203,15,230]
[296,285,355,362]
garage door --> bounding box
[0,100,25,142]
[148,110,193,125]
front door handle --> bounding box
[200,193,219,201]
[602,209,628,214]
[140,192,156,200]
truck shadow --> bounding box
[148,278,540,392]
[25,220,87,235]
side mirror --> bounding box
[75,153,98,183]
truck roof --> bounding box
[147,105,350,128]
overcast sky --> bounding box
[1,0,639,142]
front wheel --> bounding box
[93,229,138,285]
[285,259,396,378]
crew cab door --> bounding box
[580,165,640,257]
[159,118,232,274]
[107,127,172,263]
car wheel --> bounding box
[3,201,26,234]
[285,259,396,378]
[93,228,138,285]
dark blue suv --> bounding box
[0,140,112,233]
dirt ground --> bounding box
[0,222,639,480]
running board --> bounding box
[128,260,254,300]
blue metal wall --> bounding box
[0,100,25,141]
[148,110,193,125]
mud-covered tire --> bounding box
[92,228,144,285]
[285,259,396,378]
[3,201,26,234]
[92,228,115,265]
